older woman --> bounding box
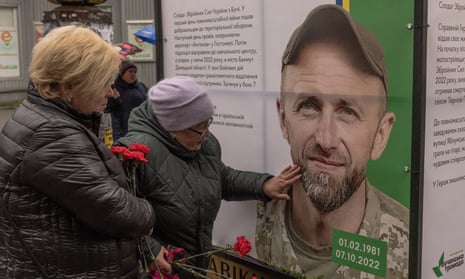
[118,76,301,277]
[0,25,155,278]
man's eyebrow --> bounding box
[286,91,383,101]
[283,91,319,101]
[284,92,384,112]
[293,94,358,108]
[285,92,346,103]
[337,95,355,106]
[294,92,319,100]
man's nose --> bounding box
[315,112,338,151]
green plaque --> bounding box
[332,229,387,277]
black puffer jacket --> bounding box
[0,84,155,278]
[118,101,272,268]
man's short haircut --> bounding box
[281,4,388,94]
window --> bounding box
[0,6,19,78]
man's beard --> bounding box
[301,165,366,214]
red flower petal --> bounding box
[167,247,187,263]
[133,151,148,163]
[129,143,150,154]
[122,149,137,160]
[111,146,128,155]
[233,236,251,257]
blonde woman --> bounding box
[0,25,154,278]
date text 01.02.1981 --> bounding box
[331,229,388,277]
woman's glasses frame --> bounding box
[188,117,213,138]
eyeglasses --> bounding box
[188,117,213,138]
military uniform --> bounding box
[256,183,409,279]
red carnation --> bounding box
[122,149,137,160]
[129,143,150,154]
[233,236,252,257]
[132,151,148,163]
[111,146,128,155]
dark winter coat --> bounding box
[118,101,272,268]
[106,76,147,141]
[0,84,155,278]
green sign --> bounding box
[332,229,387,277]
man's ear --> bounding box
[276,98,289,142]
[370,112,395,160]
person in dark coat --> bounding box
[117,76,301,278]
[0,25,155,279]
[106,60,148,141]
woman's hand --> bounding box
[263,165,301,200]
[111,87,120,99]
[149,246,172,275]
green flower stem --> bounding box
[126,160,153,273]
[172,262,231,279]
[171,246,231,265]
[168,247,237,279]
[128,163,137,195]
[137,236,157,274]
[115,149,153,276]
[137,241,149,272]
[142,237,156,260]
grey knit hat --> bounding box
[148,76,214,131]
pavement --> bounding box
[0,108,16,129]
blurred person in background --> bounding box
[106,60,148,142]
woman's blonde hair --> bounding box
[29,25,120,103]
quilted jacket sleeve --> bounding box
[205,135,273,201]
[221,164,272,201]
[19,121,155,238]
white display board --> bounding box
[161,0,331,254]
[422,1,465,278]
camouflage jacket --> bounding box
[256,184,409,279]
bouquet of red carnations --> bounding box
[111,143,157,273]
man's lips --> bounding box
[310,156,344,171]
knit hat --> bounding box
[120,60,137,76]
[282,4,388,92]
[148,76,214,131]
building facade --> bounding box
[0,0,157,107]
